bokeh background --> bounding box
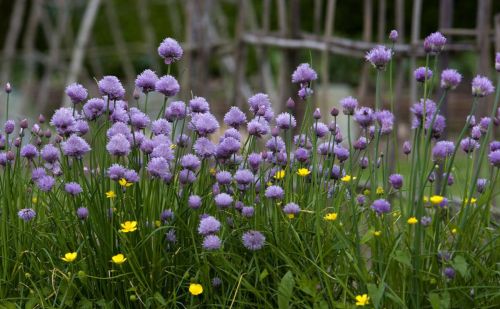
[1,0,499,138]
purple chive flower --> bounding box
[403,141,412,155]
[188,167,207,185]
[62,134,91,158]
[460,137,479,153]
[242,230,265,251]
[389,174,403,189]
[479,117,491,133]
[223,128,241,141]
[472,75,494,97]
[165,230,176,244]
[216,137,241,159]
[283,202,300,217]
[340,96,358,115]
[203,235,221,250]
[164,100,186,121]
[265,185,284,200]
[198,216,221,235]
[352,137,367,151]
[106,134,131,156]
[151,144,174,161]
[191,112,219,136]
[389,30,398,42]
[432,141,455,161]
[4,120,15,134]
[248,93,271,115]
[424,32,446,54]
[354,107,375,128]
[216,171,232,185]
[65,83,88,104]
[443,267,456,279]
[107,122,132,140]
[334,145,349,162]
[76,207,89,220]
[107,163,126,180]
[65,182,83,196]
[294,147,310,163]
[130,108,150,129]
[214,193,233,208]
[234,169,254,188]
[5,83,11,94]
[358,156,368,169]
[477,178,487,193]
[18,208,36,221]
[188,195,202,209]
[291,63,318,86]
[223,107,247,128]
[36,175,56,192]
[158,37,183,64]
[445,173,454,186]
[155,75,180,97]
[414,67,433,82]
[365,45,392,69]
[490,141,500,152]
[425,115,446,138]
[176,134,190,147]
[151,119,172,136]
[248,153,262,171]
[189,96,210,113]
[50,107,75,135]
[265,136,285,153]
[135,69,158,93]
[160,209,174,222]
[489,150,500,167]
[181,154,201,171]
[247,118,270,137]
[20,144,38,160]
[83,98,106,120]
[371,199,391,215]
[275,112,297,130]
[376,110,395,134]
[440,69,462,90]
[98,76,125,100]
[31,167,46,181]
[421,216,432,227]
[471,126,482,140]
[241,206,254,218]
[312,122,329,138]
[356,194,366,205]
[194,137,216,158]
[147,157,170,178]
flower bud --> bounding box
[20,119,28,129]
[330,107,339,117]
[286,97,295,109]
[5,83,11,94]
[38,114,46,123]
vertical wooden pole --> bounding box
[320,0,337,107]
[377,0,387,43]
[358,0,373,105]
[476,0,492,116]
[232,0,247,108]
[409,0,422,104]
[0,0,27,85]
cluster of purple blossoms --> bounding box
[65,83,88,104]
[440,69,462,90]
[365,45,392,69]
[135,69,159,93]
[423,32,446,54]
[242,230,265,251]
[340,96,358,115]
[98,76,125,100]
[18,208,36,221]
[471,75,494,97]
[198,215,222,250]
[156,75,180,97]
[414,67,433,83]
[432,141,455,161]
[157,37,183,64]
[371,199,391,215]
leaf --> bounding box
[452,255,468,278]
[392,250,411,267]
[154,292,167,306]
[429,292,440,309]
[278,271,295,309]
[259,268,269,282]
[360,229,374,244]
[367,283,385,309]
[0,301,16,309]
[297,277,317,297]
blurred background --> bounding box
[1,0,499,138]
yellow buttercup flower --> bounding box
[209,168,216,175]
[111,253,127,265]
[106,191,117,199]
[266,181,273,187]
[189,283,203,296]
[341,175,356,183]
[363,189,371,195]
[373,230,382,237]
[120,221,138,233]
[31,197,37,204]
[155,220,161,227]
[118,178,132,187]
[274,169,286,180]
[451,228,458,234]
[464,197,477,204]
[407,217,418,225]
[355,294,370,306]
[430,195,444,205]
[61,252,77,263]
[297,168,311,177]
[170,144,177,149]
[287,214,295,219]
[324,213,338,221]
[376,186,384,195]
[423,196,429,203]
